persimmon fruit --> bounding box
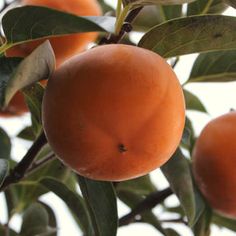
[193,112,236,218]
[42,44,185,181]
[5,0,101,67]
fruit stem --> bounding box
[0,132,47,192]
[116,0,123,20]
[115,4,131,35]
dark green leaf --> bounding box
[23,83,45,136]
[193,206,212,236]
[183,89,207,113]
[0,127,11,159]
[123,0,196,7]
[139,15,236,58]
[20,203,55,236]
[188,50,236,83]
[213,213,236,232]
[39,202,58,236]
[78,176,118,236]
[17,126,36,141]
[187,0,228,15]
[0,57,22,107]
[118,190,167,234]
[2,6,115,45]
[40,177,93,236]
[161,149,196,226]
[0,41,54,109]
[116,174,156,196]
[0,159,8,187]
[165,228,181,236]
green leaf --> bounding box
[23,83,45,136]
[213,213,236,231]
[165,228,181,236]
[181,117,196,153]
[161,149,196,226]
[0,159,8,188]
[118,190,167,235]
[161,4,182,20]
[187,0,228,15]
[39,202,58,236]
[123,0,196,7]
[134,5,182,31]
[0,57,22,106]
[97,0,115,13]
[183,89,207,113]
[78,176,118,236]
[20,203,55,236]
[0,127,11,159]
[116,174,156,196]
[187,50,236,83]
[139,15,236,58]
[40,177,93,236]
[193,206,212,236]
[2,6,115,45]
[17,126,35,141]
[0,41,55,109]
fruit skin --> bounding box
[193,112,236,218]
[5,0,101,67]
[42,44,185,181]
[0,92,28,117]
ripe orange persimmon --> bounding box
[6,0,101,67]
[193,112,236,218]
[42,44,185,181]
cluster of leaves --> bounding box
[0,0,236,235]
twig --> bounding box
[160,218,188,225]
[119,187,173,226]
[0,132,47,191]
[99,6,143,45]
[25,152,55,176]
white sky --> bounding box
[0,0,236,235]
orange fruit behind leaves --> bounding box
[2,0,101,118]
[42,44,185,181]
[5,0,102,67]
[193,112,236,218]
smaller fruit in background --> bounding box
[5,0,102,67]
[42,44,185,181]
[193,112,236,218]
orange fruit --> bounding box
[193,112,236,218]
[5,0,101,67]
[42,44,185,181]
[3,0,101,118]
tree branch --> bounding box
[99,6,143,45]
[0,132,47,191]
[119,187,173,226]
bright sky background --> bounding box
[0,0,236,235]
